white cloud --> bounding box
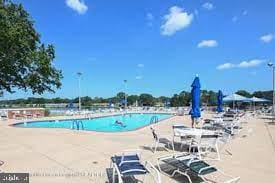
[88,57,96,61]
[238,60,265,68]
[146,13,154,26]
[137,64,144,68]
[161,6,193,36]
[260,34,274,43]
[197,40,218,48]
[242,10,248,16]
[146,13,154,21]
[135,76,143,80]
[232,10,247,22]
[66,0,88,14]
[202,2,214,10]
[232,16,238,22]
[216,63,235,70]
[194,9,199,16]
[217,59,265,70]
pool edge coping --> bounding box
[9,112,178,133]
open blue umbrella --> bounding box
[217,90,223,113]
[189,76,201,118]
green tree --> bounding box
[116,92,125,101]
[157,96,170,105]
[139,93,155,106]
[127,95,139,106]
[208,90,217,106]
[81,96,92,106]
[170,94,180,107]
[0,0,62,94]
[179,91,191,106]
[253,90,272,100]
[236,90,251,98]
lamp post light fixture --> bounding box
[124,80,127,109]
[77,72,82,111]
[268,62,275,119]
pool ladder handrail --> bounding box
[150,116,159,124]
[72,120,84,130]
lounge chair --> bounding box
[157,153,240,183]
[110,150,161,183]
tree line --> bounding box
[0,90,272,107]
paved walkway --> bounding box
[0,114,275,182]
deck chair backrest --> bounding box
[119,150,141,166]
[200,135,219,147]
[150,127,158,140]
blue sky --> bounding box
[4,0,275,99]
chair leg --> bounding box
[112,166,115,183]
[198,145,202,159]
[216,143,221,161]
[154,141,159,153]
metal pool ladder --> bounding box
[72,120,84,130]
[150,116,159,124]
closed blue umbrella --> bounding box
[189,76,201,118]
[69,100,74,110]
[217,90,223,113]
[108,100,113,108]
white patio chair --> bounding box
[150,127,173,153]
[189,133,221,161]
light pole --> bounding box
[77,72,82,111]
[268,62,275,118]
[124,80,127,109]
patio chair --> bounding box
[110,150,161,183]
[172,125,194,151]
[150,127,173,153]
[0,113,8,121]
[157,153,240,183]
[189,133,221,161]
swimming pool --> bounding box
[13,113,173,132]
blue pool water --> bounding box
[14,113,173,132]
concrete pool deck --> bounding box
[0,113,275,182]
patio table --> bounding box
[172,125,216,151]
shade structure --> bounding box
[250,96,270,111]
[223,93,250,110]
[250,96,270,102]
[189,76,201,118]
[217,90,223,113]
[223,93,250,102]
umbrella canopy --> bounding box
[223,93,251,111]
[223,93,250,102]
[250,96,270,102]
[250,96,270,111]
[189,76,201,118]
[217,90,223,113]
